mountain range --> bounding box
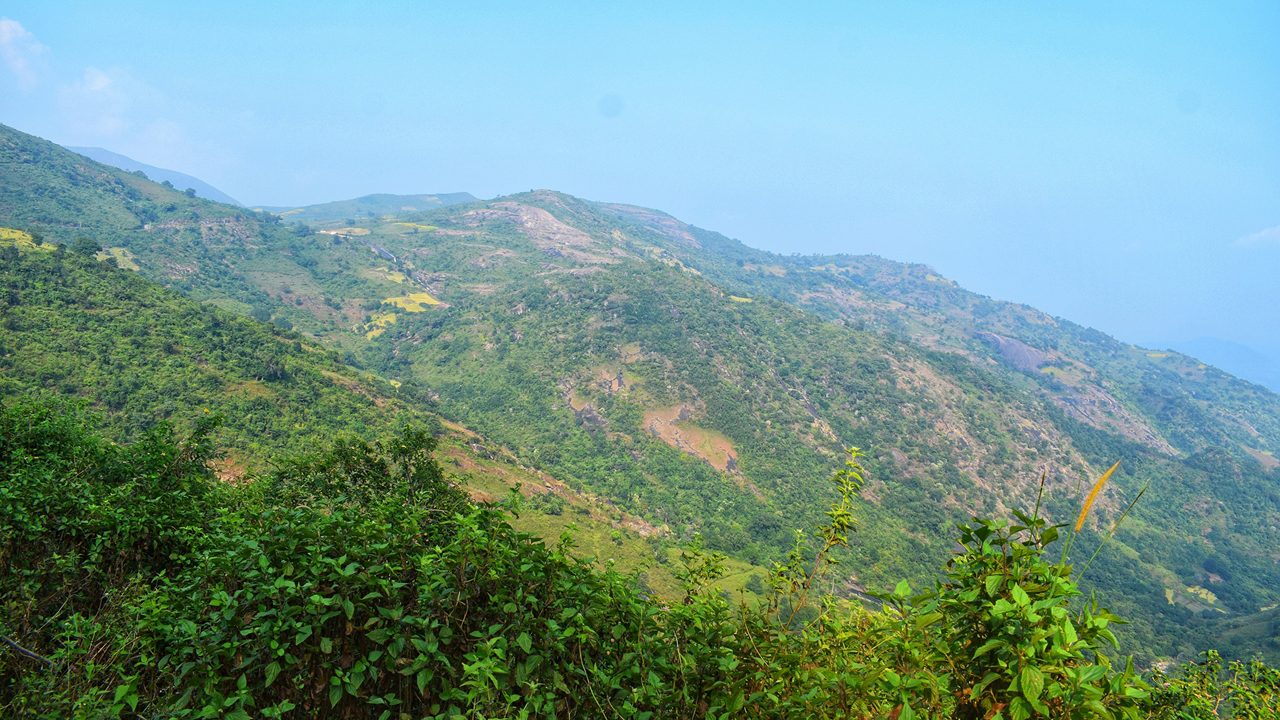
[2,121,1277,663]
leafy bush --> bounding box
[1,402,1275,718]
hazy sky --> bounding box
[2,2,1278,375]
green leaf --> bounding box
[1020,665,1044,703]
[971,672,1001,699]
[1008,696,1032,720]
[1061,617,1078,645]
[329,684,343,708]
[974,638,1005,658]
[264,661,281,688]
[1011,583,1031,607]
[985,574,1003,597]
[516,631,532,654]
[913,611,943,629]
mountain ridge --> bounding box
[66,145,242,206]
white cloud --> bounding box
[0,17,49,90]
[59,66,132,136]
[1,19,208,185]
[1236,225,1280,248]
[58,66,168,141]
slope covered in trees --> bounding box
[0,245,435,465]
[2,121,1278,662]
[0,235,757,603]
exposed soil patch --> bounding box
[1245,447,1280,472]
[643,405,746,484]
[1053,385,1176,455]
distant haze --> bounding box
[1,3,1276,385]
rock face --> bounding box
[976,331,1050,372]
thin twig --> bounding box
[1,635,53,666]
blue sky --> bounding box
[2,2,1278,384]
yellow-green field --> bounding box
[357,267,408,284]
[391,221,437,232]
[382,292,441,312]
[364,312,397,339]
[1187,585,1219,604]
[1039,364,1087,386]
[96,246,140,270]
[0,227,55,252]
[728,295,753,303]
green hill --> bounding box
[2,122,1278,662]
[0,232,752,604]
[0,244,429,467]
[256,192,478,225]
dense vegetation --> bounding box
[2,400,1277,718]
[3,121,1279,665]
[0,246,437,465]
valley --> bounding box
[3,121,1279,666]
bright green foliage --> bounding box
[715,455,1148,718]
[0,249,439,463]
[0,398,220,717]
[1,402,1275,717]
[918,514,1147,719]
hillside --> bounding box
[66,146,242,205]
[0,229,756,602]
[257,192,477,225]
[0,241,435,465]
[2,122,1278,662]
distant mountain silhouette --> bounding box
[66,146,241,206]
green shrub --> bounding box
[1,403,1274,718]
